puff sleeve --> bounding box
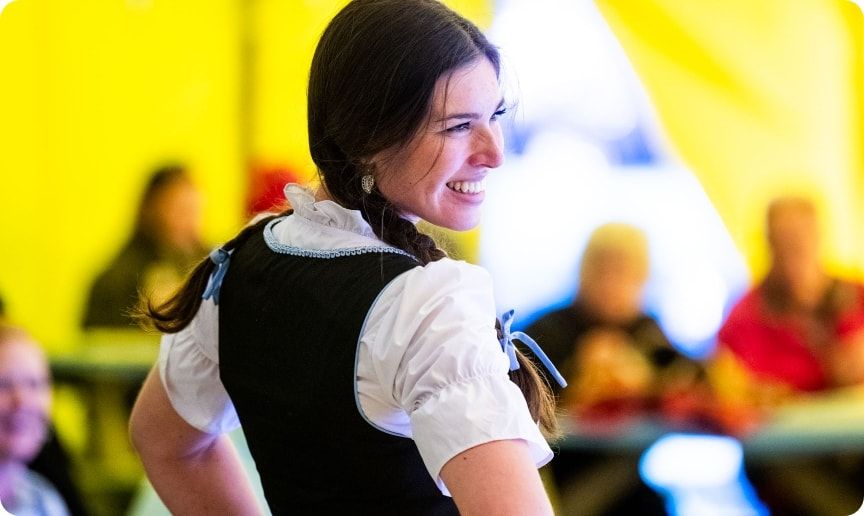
[157,298,240,434]
[362,258,552,492]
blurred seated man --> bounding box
[528,223,704,421]
[527,223,705,516]
[0,323,70,515]
[715,195,864,407]
[83,164,208,328]
[712,195,864,516]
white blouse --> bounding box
[158,184,552,494]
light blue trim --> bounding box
[202,247,233,305]
[499,309,568,388]
[263,217,416,260]
[353,274,414,438]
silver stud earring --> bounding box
[361,174,375,194]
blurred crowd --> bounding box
[1,184,863,515]
[528,197,864,515]
[0,162,210,516]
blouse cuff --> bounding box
[158,331,240,434]
[409,372,553,494]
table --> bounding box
[555,387,864,515]
[49,330,160,516]
[558,386,864,456]
[50,330,158,383]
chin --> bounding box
[437,216,480,232]
[431,209,482,232]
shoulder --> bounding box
[631,313,669,339]
[365,256,495,335]
[718,286,767,347]
[365,258,498,367]
[525,307,575,340]
[533,307,573,326]
[18,470,70,516]
[368,258,495,347]
[413,256,490,280]
[384,257,493,303]
[723,287,763,322]
[839,279,864,301]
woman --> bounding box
[130,1,562,514]
[83,164,207,328]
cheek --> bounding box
[376,172,408,207]
[36,391,51,413]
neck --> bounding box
[575,297,640,324]
[314,186,332,202]
[768,266,829,310]
[792,272,830,308]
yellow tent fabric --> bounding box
[0,0,491,349]
[596,0,864,280]
[0,0,245,349]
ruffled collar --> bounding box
[283,183,377,239]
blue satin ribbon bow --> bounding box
[499,309,567,388]
[202,247,232,305]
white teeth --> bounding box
[446,179,485,194]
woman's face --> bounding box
[149,178,204,255]
[375,58,505,231]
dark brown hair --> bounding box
[143,0,557,434]
[307,0,501,264]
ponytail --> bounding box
[510,351,560,439]
[136,212,289,333]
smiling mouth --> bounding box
[446,179,486,194]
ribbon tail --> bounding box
[511,331,568,388]
[202,256,231,305]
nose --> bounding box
[470,125,504,169]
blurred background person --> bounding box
[76,165,207,512]
[527,223,707,515]
[713,195,864,409]
[0,322,70,515]
[710,195,864,515]
[82,164,208,329]
[0,293,87,515]
[528,223,705,420]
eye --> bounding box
[491,108,507,121]
[446,122,471,133]
[26,377,49,391]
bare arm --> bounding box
[440,439,553,516]
[129,367,262,516]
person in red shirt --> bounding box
[716,195,864,397]
[713,195,864,515]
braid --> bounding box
[136,210,291,333]
[358,190,446,265]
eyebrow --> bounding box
[434,98,505,122]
